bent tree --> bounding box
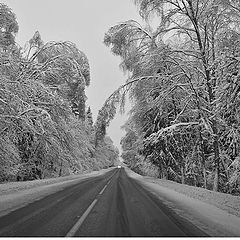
[96,0,240,192]
[0,3,119,181]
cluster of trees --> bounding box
[0,3,119,182]
[96,0,240,194]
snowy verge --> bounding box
[125,167,240,237]
[0,167,114,218]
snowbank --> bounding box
[125,167,240,237]
[0,167,114,217]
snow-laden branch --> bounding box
[146,121,199,143]
[171,96,192,124]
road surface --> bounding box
[0,168,207,237]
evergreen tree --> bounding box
[86,106,93,126]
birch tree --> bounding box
[97,0,240,192]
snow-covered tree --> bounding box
[97,0,240,193]
[0,3,118,181]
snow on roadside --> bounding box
[125,167,240,237]
[0,168,114,195]
[0,167,114,217]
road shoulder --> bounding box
[125,167,240,237]
[0,168,115,218]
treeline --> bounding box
[0,3,119,182]
[96,0,240,194]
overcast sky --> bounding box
[2,0,143,152]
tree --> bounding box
[97,0,240,193]
[28,39,90,121]
[86,106,93,126]
[132,0,240,191]
[0,3,19,50]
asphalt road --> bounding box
[0,168,207,237]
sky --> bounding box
[2,0,143,152]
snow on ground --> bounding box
[125,167,240,237]
[0,167,114,218]
[0,168,113,195]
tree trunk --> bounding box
[200,149,207,189]
[203,165,207,189]
[193,174,197,187]
[184,0,221,190]
[213,165,219,192]
[165,167,169,180]
[158,163,162,178]
[212,121,220,192]
[59,160,63,177]
[181,165,185,184]
[78,101,85,121]
[162,168,168,179]
[199,131,207,189]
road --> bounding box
[0,168,207,237]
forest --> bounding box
[0,3,119,182]
[96,0,240,194]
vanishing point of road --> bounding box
[0,168,207,237]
